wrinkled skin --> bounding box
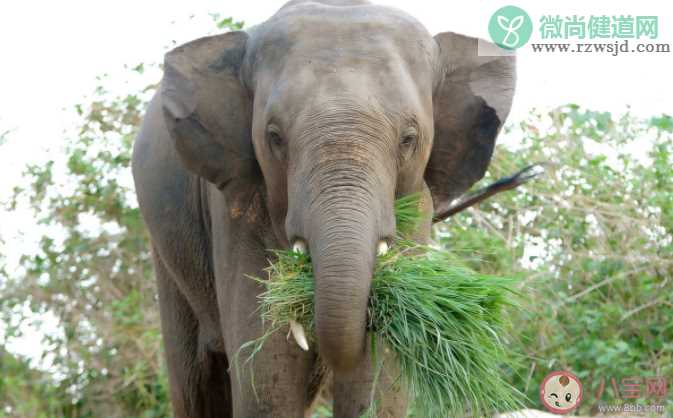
[132,1,516,417]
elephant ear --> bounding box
[161,31,255,189]
[426,32,516,215]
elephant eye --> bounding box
[401,134,416,146]
[269,131,283,146]
[400,127,418,154]
[267,125,287,160]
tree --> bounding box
[1,65,168,417]
[442,107,673,414]
[0,15,244,418]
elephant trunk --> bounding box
[285,104,397,371]
[308,190,380,371]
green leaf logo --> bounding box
[489,5,533,49]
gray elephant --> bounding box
[132,0,516,417]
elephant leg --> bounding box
[154,252,232,418]
[332,335,408,418]
[222,268,316,417]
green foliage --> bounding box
[392,193,424,237]
[445,106,673,414]
[0,16,244,417]
[371,251,522,417]
[0,58,166,418]
[0,128,10,146]
[210,13,244,31]
[0,348,79,418]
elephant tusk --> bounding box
[289,319,309,351]
[377,240,389,256]
[292,240,307,254]
[289,242,308,351]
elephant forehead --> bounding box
[248,2,436,76]
[259,62,432,139]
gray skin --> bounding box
[131,0,516,417]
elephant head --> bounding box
[160,1,516,372]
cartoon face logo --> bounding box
[540,371,583,414]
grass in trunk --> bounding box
[240,194,525,417]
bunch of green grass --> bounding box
[243,195,524,417]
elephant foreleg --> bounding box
[332,335,409,418]
[154,252,233,418]
[223,275,320,416]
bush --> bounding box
[443,106,673,414]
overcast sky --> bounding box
[1,1,671,200]
[1,1,671,191]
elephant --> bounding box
[131,0,516,417]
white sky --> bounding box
[0,1,672,361]
[1,0,672,196]
[0,0,672,199]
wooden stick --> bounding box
[432,163,548,223]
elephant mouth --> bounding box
[287,237,390,355]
